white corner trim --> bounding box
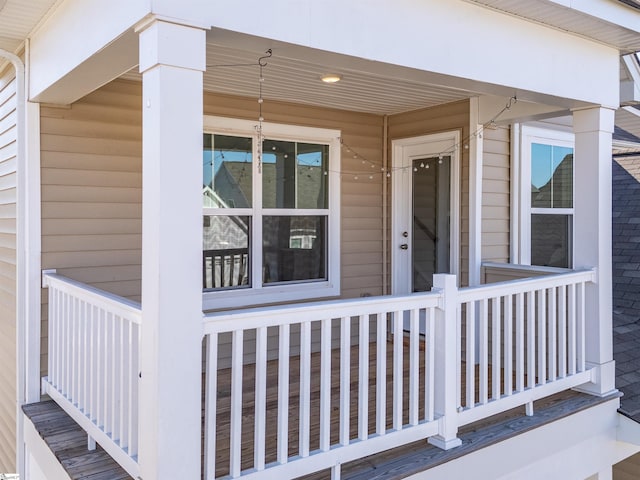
[510,123,521,264]
[468,97,483,286]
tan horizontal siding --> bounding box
[482,126,510,263]
[388,100,470,286]
[41,79,386,368]
[0,70,17,473]
[40,81,144,378]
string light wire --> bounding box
[209,49,516,182]
[336,95,517,180]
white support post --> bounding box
[136,17,206,480]
[572,106,616,397]
[429,274,462,450]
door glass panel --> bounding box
[412,156,450,292]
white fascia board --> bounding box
[478,95,568,125]
[406,398,621,480]
[546,0,640,34]
[28,0,150,103]
[203,0,620,107]
[149,0,214,25]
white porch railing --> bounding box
[455,269,595,425]
[202,269,596,479]
[203,291,443,480]
[39,267,596,480]
[41,271,141,479]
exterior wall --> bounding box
[38,80,518,368]
[482,125,510,263]
[40,80,143,375]
[39,78,385,367]
[387,100,471,285]
[482,263,569,284]
[0,67,17,472]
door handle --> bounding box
[400,244,408,250]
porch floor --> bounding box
[206,338,618,479]
[299,389,617,480]
[22,401,132,480]
[24,339,616,480]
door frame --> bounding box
[391,131,461,295]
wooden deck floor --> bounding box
[23,401,132,480]
[23,338,616,480]
[205,339,615,479]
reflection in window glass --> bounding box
[531,214,572,268]
[531,143,573,208]
[203,134,252,208]
[297,143,328,209]
[262,216,327,284]
[262,140,328,209]
[203,215,250,289]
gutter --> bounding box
[0,49,26,479]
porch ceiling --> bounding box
[464,0,640,53]
[202,44,479,116]
[122,35,481,116]
[0,0,58,53]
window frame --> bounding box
[517,124,575,268]
[202,116,341,310]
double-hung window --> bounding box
[202,116,341,309]
[519,125,574,268]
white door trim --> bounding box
[391,131,461,295]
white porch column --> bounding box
[137,17,206,480]
[573,106,616,396]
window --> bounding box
[202,116,340,309]
[519,125,574,268]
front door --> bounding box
[392,132,460,295]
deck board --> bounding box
[307,390,617,480]
[22,402,133,480]
[24,338,616,480]
[205,339,617,479]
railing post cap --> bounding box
[433,274,458,289]
[41,269,57,288]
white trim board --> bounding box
[391,131,461,294]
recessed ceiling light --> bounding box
[321,74,342,84]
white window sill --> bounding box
[202,280,340,311]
